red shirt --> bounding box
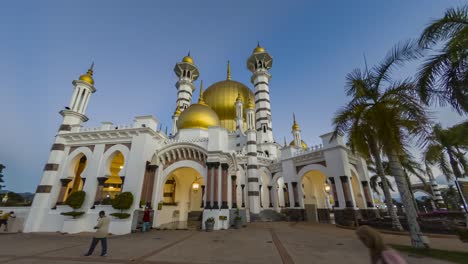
[143,210,150,222]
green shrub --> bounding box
[456,228,468,241]
[110,213,131,219]
[61,211,85,218]
[112,192,134,211]
[65,191,86,209]
[101,197,113,205]
[206,217,215,223]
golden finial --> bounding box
[198,80,206,105]
[227,60,231,80]
[247,96,255,109]
[236,92,243,103]
[182,51,194,64]
[253,42,265,53]
[292,112,300,131]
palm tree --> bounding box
[417,5,468,114]
[424,123,468,181]
[333,41,430,248]
[333,74,404,231]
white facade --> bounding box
[24,45,376,234]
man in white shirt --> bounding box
[84,211,110,257]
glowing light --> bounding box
[192,182,200,191]
[119,165,124,169]
[324,183,331,193]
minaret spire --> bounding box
[198,80,206,105]
[227,60,231,80]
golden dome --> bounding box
[253,43,265,53]
[177,81,220,130]
[79,63,94,85]
[292,113,300,131]
[204,79,254,131]
[182,52,194,64]
[290,140,308,149]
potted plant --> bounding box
[60,191,86,219]
[157,201,163,210]
[110,192,134,219]
[234,209,242,229]
[456,228,468,243]
[205,217,215,232]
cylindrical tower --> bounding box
[291,113,302,148]
[246,43,276,158]
[245,98,261,214]
[25,64,96,232]
[174,52,199,111]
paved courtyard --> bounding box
[0,222,465,264]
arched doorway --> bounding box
[102,151,124,200]
[63,155,87,202]
[301,170,331,223]
[274,176,287,211]
[158,167,204,229]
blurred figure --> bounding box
[142,206,151,232]
[356,225,407,264]
[0,211,15,231]
[84,211,110,257]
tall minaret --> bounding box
[245,97,261,213]
[25,64,97,232]
[174,52,199,111]
[291,113,302,148]
[235,92,243,132]
[171,105,181,136]
[247,43,276,158]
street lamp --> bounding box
[324,182,331,194]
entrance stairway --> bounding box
[187,211,202,230]
[252,209,287,222]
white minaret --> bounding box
[171,105,181,136]
[235,92,244,132]
[245,98,261,214]
[174,52,199,111]
[25,64,96,232]
[247,43,276,158]
[292,113,302,148]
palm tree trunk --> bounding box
[387,150,428,248]
[448,151,468,227]
[369,141,403,230]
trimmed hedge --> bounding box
[65,191,86,209]
[61,211,85,218]
[112,192,133,211]
[110,213,131,219]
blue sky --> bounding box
[0,1,465,192]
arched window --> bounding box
[64,155,87,201]
[263,125,267,133]
[102,152,124,200]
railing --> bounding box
[292,144,324,157]
[163,137,209,145]
[79,124,134,132]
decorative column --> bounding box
[283,186,290,207]
[56,178,72,205]
[93,177,107,206]
[329,177,339,207]
[231,176,237,209]
[213,162,220,209]
[205,163,213,209]
[221,164,229,209]
[241,184,245,208]
[361,181,374,208]
[340,176,353,208]
[292,182,300,207]
[259,185,263,208]
[268,186,273,207]
[201,185,205,208]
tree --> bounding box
[333,41,430,248]
[0,164,5,190]
[424,122,468,181]
[417,5,468,114]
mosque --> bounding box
[24,44,377,234]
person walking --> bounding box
[356,225,407,264]
[0,211,15,231]
[84,211,110,257]
[142,206,151,232]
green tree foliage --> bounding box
[111,192,134,211]
[0,164,5,190]
[65,191,86,210]
[417,5,468,114]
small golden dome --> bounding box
[204,79,254,131]
[177,81,220,130]
[173,106,181,116]
[182,52,194,64]
[292,113,300,131]
[290,140,308,149]
[236,92,243,103]
[253,43,265,53]
[247,97,255,109]
[79,63,94,85]
[176,103,220,130]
